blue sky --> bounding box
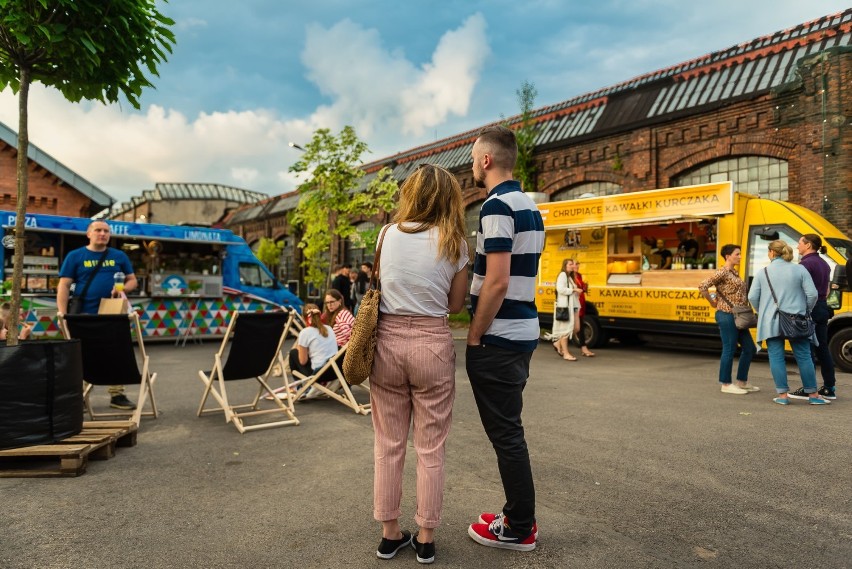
[0,1,847,205]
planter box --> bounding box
[0,340,83,450]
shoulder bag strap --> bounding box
[76,248,110,300]
[371,224,393,291]
[763,267,781,308]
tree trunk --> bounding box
[6,68,31,346]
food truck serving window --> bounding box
[239,262,273,288]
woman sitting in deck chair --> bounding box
[288,303,339,399]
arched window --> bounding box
[551,182,622,201]
[276,235,296,282]
[345,221,377,268]
[465,200,484,263]
[674,156,788,200]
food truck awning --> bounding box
[538,182,734,230]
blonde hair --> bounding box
[302,303,328,337]
[768,239,794,262]
[394,164,466,264]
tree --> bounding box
[289,126,398,290]
[0,0,175,345]
[514,80,539,192]
[255,237,283,273]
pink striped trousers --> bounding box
[371,314,456,528]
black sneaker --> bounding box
[110,395,137,410]
[412,535,435,564]
[377,530,411,560]
[787,387,809,401]
[818,386,837,400]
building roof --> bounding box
[0,121,115,209]
[106,182,267,218]
[364,9,852,177]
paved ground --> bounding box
[1,337,850,569]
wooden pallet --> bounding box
[0,420,139,478]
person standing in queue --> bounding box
[698,244,758,395]
[466,125,545,552]
[789,234,836,400]
[748,240,829,406]
[56,220,138,410]
[573,260,595,357]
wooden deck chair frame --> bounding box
[291,343,371,415]
[59,312,158,426]
[197,310,299,433]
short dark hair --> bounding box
[360,261,373,270]
[720,243,740,259]
[801,233,822,251]
[476,125,517,170]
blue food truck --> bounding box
[1,211,303,339]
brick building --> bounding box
[226,10,851,291]
[0,122,113,217]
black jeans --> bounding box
[466,343,536,537]
[811,299,836,388]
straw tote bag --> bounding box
[342,224,391,385]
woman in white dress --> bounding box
[551,258,581,361]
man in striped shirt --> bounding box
[466,125,545,552]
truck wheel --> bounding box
[828,328,852,374]
[583,316,607,349]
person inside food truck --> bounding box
[676,229,699,260]
[654,239,673,270]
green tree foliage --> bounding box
[256,237,284,272]
[0,0,175,344]
[514,80,539,192]
[289,126,398,290]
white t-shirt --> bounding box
[297,325,338,370]
[378,224,469,317]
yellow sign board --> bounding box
[538,182,733,229]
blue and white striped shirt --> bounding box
[470,180,545,352]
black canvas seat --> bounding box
[60,313,158,426]
[197,310,298,433]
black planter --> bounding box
[0,340,84,450]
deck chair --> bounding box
[291,343,371,415]
[197,310,299,433]
[59,313,158,426]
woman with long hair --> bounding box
[371,164,468,564]
[288,303,338,398]
[748,240,829,405]
[322,288,355,347]
[573,261,594,357]
[551,258,580,361]
[698,244,757,395]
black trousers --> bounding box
[465,343,536,537]
[811,299,836,388]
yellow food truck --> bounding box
[536,182,852,372]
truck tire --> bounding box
[828,327,852,374]
[583,316,607,349]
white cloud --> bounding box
[301,13,490,137]
[0,14,491,206]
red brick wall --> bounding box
[0,141,97,217]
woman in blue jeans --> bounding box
[699,244,758,395]
[748,239,830,405]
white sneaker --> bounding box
[721,384,749,395]
[300,386,322,400]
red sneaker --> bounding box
[468,514,536,551]
[478,513,539,540]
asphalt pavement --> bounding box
[1,335,850,569]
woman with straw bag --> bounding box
[371,164,468,564]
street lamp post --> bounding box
[288,142,305,152]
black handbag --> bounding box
[764,268,815,339]
[67,249,109,314]
[554,306,571,321]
